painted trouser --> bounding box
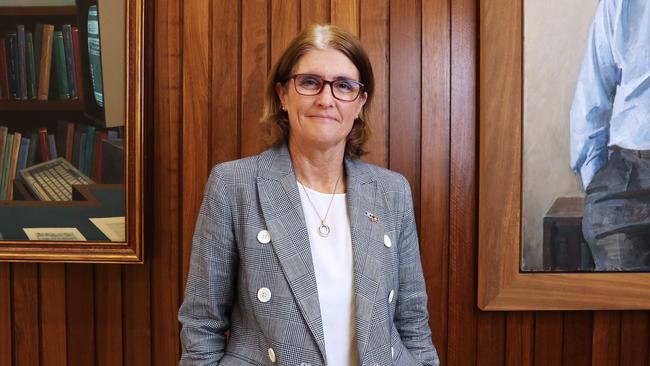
[582,148,650,271]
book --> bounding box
[25,32,37,100]
[84,126,95,176]
[37,24,54,101]
[33,24,43,83]
[47,134,57,160]
[71,128,81,168]
[65,121,74,162]
[16,25,27,100]
[71,26,83,101]
[7,34,18,100]
[6,132,21,200]
[55,120,68,157]
[26,131,38,167]
[92,132,107,182]
[78,132,86,172]
[38,127,50,162]
[62,25,77,100]
[88,5,104,107]
[0,40,8,100]
[0,134,14,199]
[16,137,30,174]
[52,31,69,100]
[0,127,8,182]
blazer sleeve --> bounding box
[179,165,239,365]
[394,175,440,366]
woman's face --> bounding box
[277,49,366,153]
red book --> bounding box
[38,127,50,162]
[92,132,107,182]
[0,39,9,100]
[71,27,84,100]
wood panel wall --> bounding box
[0,0,648,365]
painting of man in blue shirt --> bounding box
[570,0,650,271]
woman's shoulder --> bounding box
[207,150,268,186]
[348,158,410,190]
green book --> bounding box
[52,31,70,100]
[0,127,8,185]
[0,134,14,200]
[84,125,95,176]
[26,32,37,100]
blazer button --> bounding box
[268,347,276,363]
[383,234,392,248]
[258,287,272,303]
[388,289,395,304]
[257,230,271,244]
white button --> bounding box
[383,234,392,247]
[257,230,271,244]
[268,347,276,363]
[391,347,395,358]
[258,287,271,303]
[388,289,395,303]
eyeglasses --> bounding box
[288,74,365,102]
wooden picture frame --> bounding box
[0,0,146,263]
[477,0,650,310]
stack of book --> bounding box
[0,23,83,101]
[0,122,121,200]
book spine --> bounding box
[0,40,9,100]
[71,27,83,100]
[7,132,21,200]
[7,34,18,100]
[38,128,50,162]
[87,5,104,107]
[65,122,74,162]
[37,25,54,101]
[52,31,69,100]
[26,132,38,167]
[84,126,95,176]
[33,24,43,84]
[17,137,30,174]
[78,132,86,172]
[25,32,37,100]
[16,25,27,100]
[0,134,14,199]
[0,126,8,183]
[62,24,77,100]
[47,134,57,160]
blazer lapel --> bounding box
[256,145,327,360]
[345,158,386,362]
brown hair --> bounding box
[261,24,375,159]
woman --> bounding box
[179,24,439,366]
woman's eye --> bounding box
[300,77,321,88]
[336,81,354,92]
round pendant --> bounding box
[317,223,330,238]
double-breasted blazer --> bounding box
[179,145,438,366]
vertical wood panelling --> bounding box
[534,312,563,366]
[123,264,151,366]
[620,312,649,366]
[359,0,388,167]
[421,0,450,362]
[591,312,621,366]
[562,312,593,366]
[39,264,67,366]
[389,0,421,200]
[152,0,182,363]
[448,0,477,364]
[95,266,123,366]
[271,0,299,66]
[3,2,649,366]
[506,312,534,366]
[300,0,329,29]
[65,264,94,366]
[331,0,358,35]
[11,264,38,366]
[0,264,11,366]
[213,0,242,161]
[476,313,505,365]
[181,0,211,283]
[241,0,268,157]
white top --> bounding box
[297,182,359,366]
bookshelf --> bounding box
[0,3,124,213]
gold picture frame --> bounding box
[477,0,650,310]
[0,0,145,263]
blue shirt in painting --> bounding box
[570,0,650,189]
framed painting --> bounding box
[0,0,146,263]
[478,0,650,310]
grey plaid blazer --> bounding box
[179,145,439,366]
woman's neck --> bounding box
[288,142,346,194]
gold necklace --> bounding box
[299,173,341,238]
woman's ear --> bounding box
[276,82,287,107]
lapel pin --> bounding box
[364,211,380,223]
